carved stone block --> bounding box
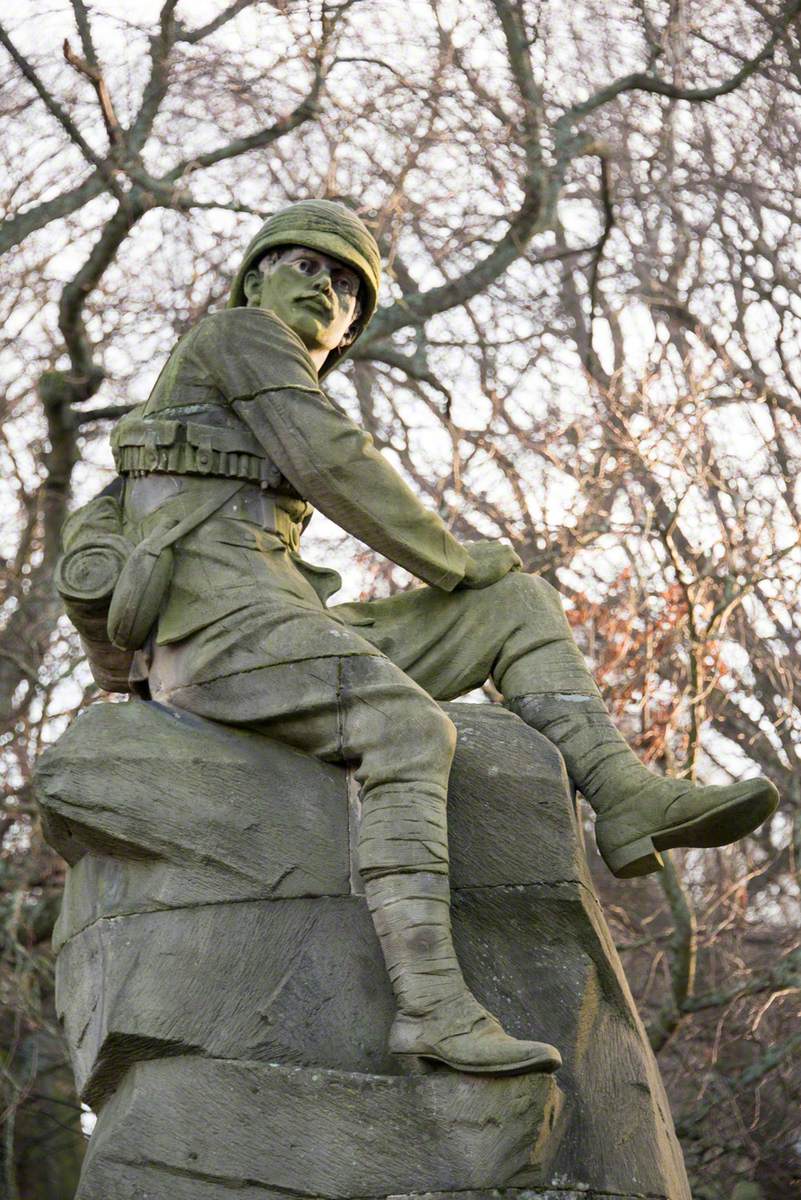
[77,1057,561,1197]
[35,699,690,1199]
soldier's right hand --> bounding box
[459,540,522,589]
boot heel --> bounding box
[602,835,664,879]
[393,1052,438,1075]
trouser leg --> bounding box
[333,659,471,1017]
[336,573,778,878]
[152,647,560,1072]
[156,652,462,1013]
[331,570,598,701]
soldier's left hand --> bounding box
[459,540,522,589]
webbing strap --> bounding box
[149,481,244,555]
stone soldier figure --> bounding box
[109,199,777,1077]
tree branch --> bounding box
[175,0,261,44]
[127,0,180,155]
[58,200,146,386]
[69,0,100,70]
[351,342,453,406]
[0,197,143,718]
[676,1029,801,1137]
[0,22,124,202]
[584,150,615,377]
[63,0,123,151]
[359,0,574,348]
[682,947,800,1013]
[163,93,322,180]
[72,403,136,425]
[63,40,123,147]
[492,0,543,178]
[648,855,697,1052]
[0,172,106,257]
[163,47,325,184]
[563,0,801,124]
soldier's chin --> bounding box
[291,309,334,344]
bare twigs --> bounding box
[0,22,125,201]
[561,0,801,125]
[1,2,800,1192]
[62,39,122,149]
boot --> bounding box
[508,694,778,878]
[365,871,561,1075]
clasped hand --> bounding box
[459,539,522,589]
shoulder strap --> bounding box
[148,480,244,555]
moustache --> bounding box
[297,292,334,314]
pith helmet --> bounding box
[228,199,381,377]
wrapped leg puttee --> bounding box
[357,782,561,1075]
[357,786,449,879]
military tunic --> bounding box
[115,308,471,680]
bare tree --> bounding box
[1,2,799,1196]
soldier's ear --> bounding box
[338,298,363,347]
[243,269,262,306]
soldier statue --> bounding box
[104,199,777,1077]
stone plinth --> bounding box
[35,698,690,1200]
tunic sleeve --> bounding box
[188,308,468,591]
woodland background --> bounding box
[1,2,800,1197]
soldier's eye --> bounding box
[335,274,359,296]
[295,258,316,274]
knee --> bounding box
[406,695,457,769]
[496,569,562,608]
[424,701,458,757]
[373,685,456,768]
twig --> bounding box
[561,0,801,124]
[176,0,261,44]
[0,22,125,203]
[63,38,123,148]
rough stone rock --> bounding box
[36,700,350,903]
[35,698,691,1199]
[39,701,584,945]
[77,1057,560,1198]
[56,894,397,1102]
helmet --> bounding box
[228,199,381,377]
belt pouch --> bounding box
[107,481,243,651]
[106,540,175,651]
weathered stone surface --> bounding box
[77,1057,560,1198]
[36,699,351,913]
[77,1180,655,1200]
[57,894,396,1104]
[452,887,686,1194]
[36,699,691,1199]
[77,1166,292,1200]
[57,885,684,1194]
[41,700,585,948]
[443,705,587,890]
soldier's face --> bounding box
[244,246,362,367]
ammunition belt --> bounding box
[116,442,282,487]
[112,416,291,492]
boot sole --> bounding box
[393,1047,562,1076]
[600,779,779,879]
